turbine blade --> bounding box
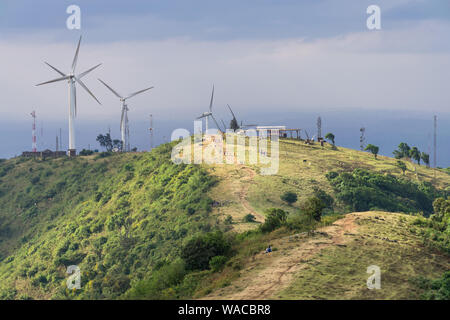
[74,77,101,105]
[35,75,70,86]
[98,78,123,99]
[78,63,102,79]
[220,119,227,131]
[196,115,207,120]
[125,86,154,100]
[209,85,214,112]
[210,114,223,133]
[72,36,82,73]
[44,62,66,77]
[227,104,237,121]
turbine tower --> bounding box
[196,85,223,133]
[98,79,154,152]
[36,36,101,156]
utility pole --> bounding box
[56,135,59,152]
[31,111,37,153]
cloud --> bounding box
[1,18,449,130]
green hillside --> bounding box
[0,143,218,299]
[0,139,448,300]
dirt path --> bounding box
[203,212,360,300]
[238,166,265,222]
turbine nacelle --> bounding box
[35,36,102,106]
[197,111,212,119]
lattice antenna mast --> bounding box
[317,116,322,140]
[360,127,366,151]
[31,111,37,152]
[149,114,154,151]
[56,135,59,152]
[433,115,437,168]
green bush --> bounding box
[326,169,445,215]
[224,215,233,225]
[209,255,228,272]
[286,211,315,231]
[242,214,256,223]
[260,208,288,233]
[312,187,334,209]
[124,259,187,299]
[280,191,297,205]
[79,149,94,156]
[181,231,231,271]
[300,197,325,222]
[411,271,450,300]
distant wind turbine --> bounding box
[98,79,154,152]
[227,104,257,131]
[36,36,101,156]
[196,85,223,133]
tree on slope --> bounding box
[365,144,379,159]
[393,142,411,159]
[97,133,113,151]
[410,147,421,165]
[396,160,407,175]
[421,152,430,167]
[325,133,335,146]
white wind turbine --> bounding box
[98,79,154,152]
[196,85,223,133]
[36,36,101,156]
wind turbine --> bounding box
[36,36,101,156]
[196,85,223,133]
[98,78,154,152]
[227,104,257,131]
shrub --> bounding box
[300,197,325,222]
[326,169,444,215]
[411,271,450,300]
[224,215,233,225]
[79,149,94,156]
[181,231,231,271]
[281,191,297,205]
[312,187,334,209]
[209,255,228,272]
[286,210,316,231]
[260,208,288,233]
[95,152,113,159]
[242,214,256,223]
[124,259,186,299]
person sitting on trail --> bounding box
[265,245,272,253]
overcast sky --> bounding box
[0,0,449,166]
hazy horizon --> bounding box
[2,108,449,167]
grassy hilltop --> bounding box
[0,139,448,300]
